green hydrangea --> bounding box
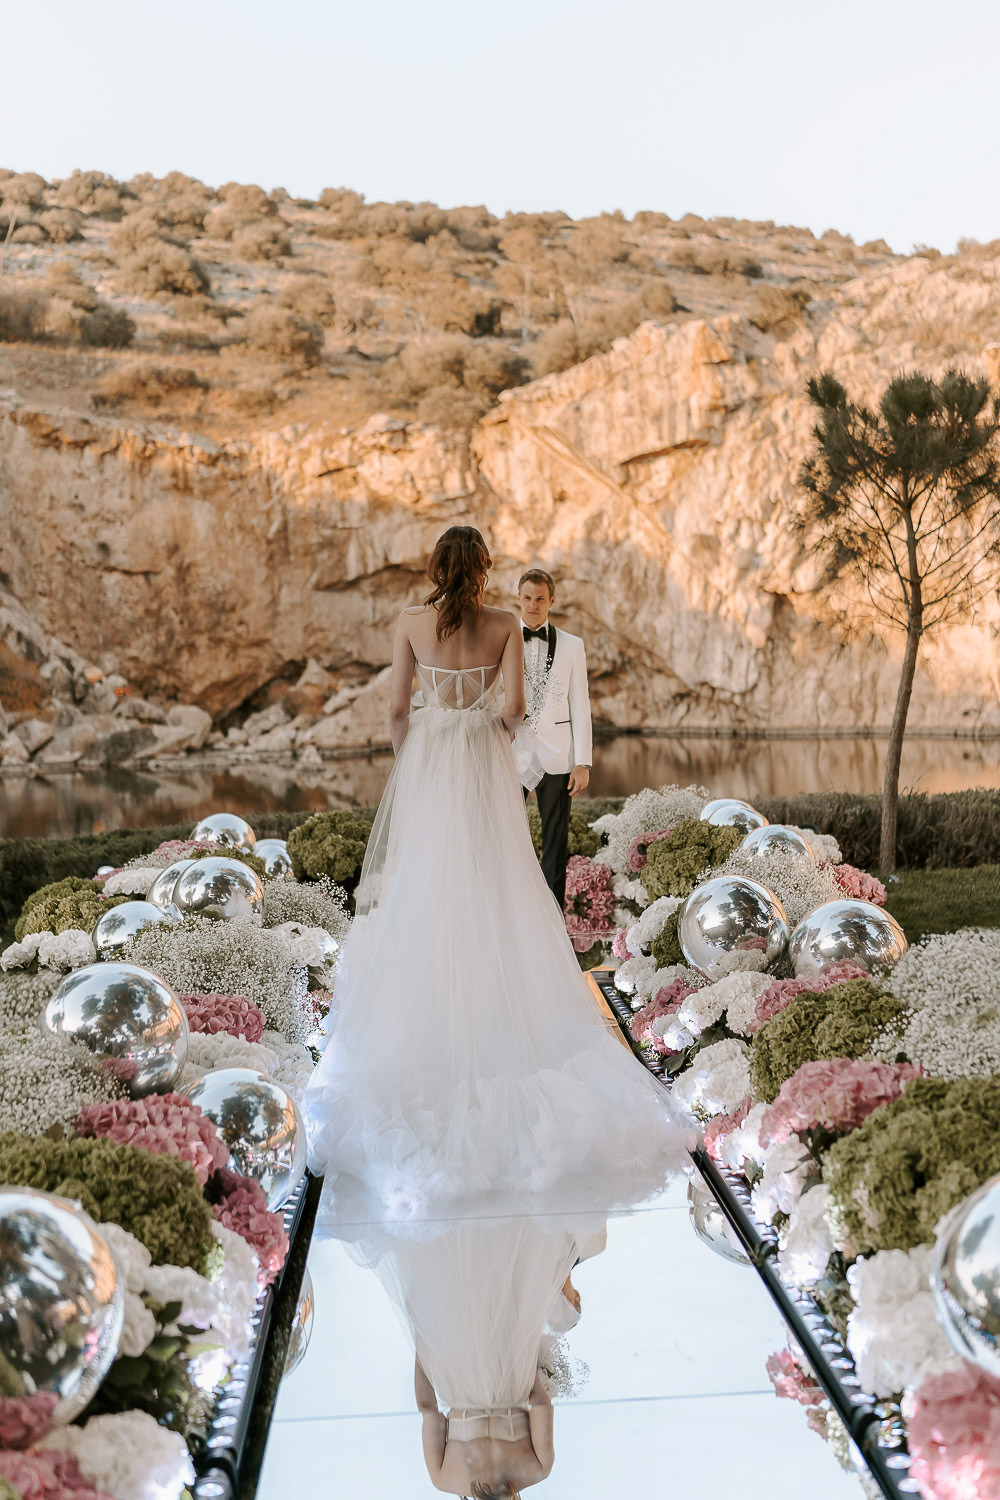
[750,979,905,1103]
[188,845,267,878]
[14,878,131,942]
[640,819,742,901]
[525,807,601,861]
[287,810,373,885]
[823,1077,1000,1255]
[0,1133,217,1272]
[651,909,684,969]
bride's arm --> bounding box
[528,1369,554,1472]
[389,613,417,754]
[500,617,526,740]
[415,1360,447,1481]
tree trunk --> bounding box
[880,621,922,872]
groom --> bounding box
[519,568,593,909]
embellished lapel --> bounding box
[545,623,557,674]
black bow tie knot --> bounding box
[523,625,549,642]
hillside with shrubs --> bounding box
[0,166,935,434]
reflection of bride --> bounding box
[346,1208,607,1497]
[304,526,694,1215]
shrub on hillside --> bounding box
[0,171,47,210]
[115,239,211,298]
[9,223,46,244]
[239,301,323,365]
[747,283,812,332]
[0,290,47,342]
[54,170,127,216]
[232,219,291,261]
[92,364,206,407]
[37,208,83,243]
[277,277,337,326]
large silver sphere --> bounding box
[932,1173,1000,1378]
[0,1187,124,1421]
[147,858,197,910]
[687,1178,750,1266]
[699,798,769,835]
[191,813,256,851]
[181,1068,306,1209]
[740,824,814,859]
[92,899,179,959]
[678,875,789,980]
[173,857,264,923]
[43,962,189,1096]
[255,838,294,880]
[789,899,907,977]
[283,1269,315,1377]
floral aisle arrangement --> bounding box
[0,817,350,1500]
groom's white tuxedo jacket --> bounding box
[524,625,593,776]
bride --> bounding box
[304,525,693,1212]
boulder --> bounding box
[14,717,54,755]
[36,720,101,765]
[251,723,298,754]
[304,667,392,751]
[129,723,205,760]
[166,703,213,749]
[242,703,290,738]
[0,732,29,764]
[115,696,167,724]
[283,659,337,718]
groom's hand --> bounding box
[568,765,590,797]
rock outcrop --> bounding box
[4,252,1000,756]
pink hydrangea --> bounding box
[76,1094,229,1187]
[0,1449,114,1500]
[704,1097,751,1161]
[832,863,887,907]
[750,960,868,1034]
[179,992,266,1044]
[759,1058,922,1147]
[0,1393,59,1451]
[212,1169,290,1286]
[766,1347,827,1436]
[630,977,697,1044]
[563,856,617,953]
[153,838,205,862]
[612,927,631,960]
[626,828,673,873]
[907,1364,1000,1500]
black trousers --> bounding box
[527,771,572,910]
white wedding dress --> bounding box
[304,661,694,1213]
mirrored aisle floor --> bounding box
[259,1172,861,1500]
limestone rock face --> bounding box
[4,253,1000,743]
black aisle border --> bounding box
[590,969,920,1500]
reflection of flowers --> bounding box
[0,1448,115,1500]
[766,1345,827,1436]
[210,1169,289,1287]
[563,857,616,953]
[905,1363,1000,1500]
[0,1392,60,1450]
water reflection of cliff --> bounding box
[4,734,1000,839]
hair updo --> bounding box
[425,526,493,640]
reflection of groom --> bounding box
[519,568,593,909]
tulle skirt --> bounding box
[304,699,695,1215]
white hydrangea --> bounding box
[711,846,842,929]
[707,970,771,1037]
[593,783,711,876]
[119,1290,158,1358]
[792,827,842,863]
[626,895,681,957]
[635,962,703,1001]
[751,1138,815,1223]
[98,1221,152,1294]
[613,954,656,997]
[846,1244,963,1398]
[259,1030,314,1105]
[612,874,649,908]
[716,1101,769,1174]
[178,1027,313,1106]
[37,928,96,971]
[0,933,44,970]
[40,1409,195,1500]
[103,867,160,897]
[676,972,758,1037]
[270,920,336,968]
[652,1014,696,1051]
[778,1185,835,1285]
[208,1222,262,1360]
[672,1037,751,1117]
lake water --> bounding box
[3,733,1000,840]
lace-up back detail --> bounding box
[415,661,502,711]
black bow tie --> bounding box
[523,625,549,642]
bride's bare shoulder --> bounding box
[401,604,430,617]
[483,606,518,626]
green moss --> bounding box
[822,1077,1000,1254]
[651,909,684,969]
[749,979,905,1103]
[525,806,601,861]
[0,1133,217,1272]
[14,879,132,942]
[286,809,373,886]
[640,818,742,901]
[879,865,1000,941]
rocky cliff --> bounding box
[3,250,1000,760]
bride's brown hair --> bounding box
[425,526,492,640]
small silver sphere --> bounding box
[740,824,814,859]
[95,865,116,879]
[283,1269,315,1377]
[678,875,789,980]
[789,899,907,977]
[43,962,189,1096]
[92,899,179,959]
[181,1068,306,1209]
[0,1187,124,1421]
[932,1173,1000,1378]
[173,857,264,923]
[147,859,197,910]
[191,812,256,851]
[255,838,294,880]
[687,1178,750,1266]
[699,798,769,835]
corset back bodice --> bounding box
[446,1405,531,1443]
[414,661,503,713]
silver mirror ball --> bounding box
[789,899,907,976]
[191,813,256,851]
[181,1067,307,1210]
[173,857,265,923]
[92,899,179,959]
[699,799,769,836]
[678,875,789,980]
[740,824,814,859]
[43,962,189,1096]
[254,838,294,879]
[932,1172,1000,1379]
[147,858,197,910]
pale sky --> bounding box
[4,0,998,254]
